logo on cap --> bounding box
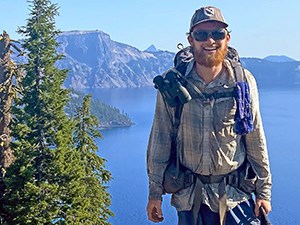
[204,7,215,17]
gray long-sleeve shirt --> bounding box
[147,59,272,212]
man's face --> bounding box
[188,21,230,68]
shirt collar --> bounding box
[184,59,236,87]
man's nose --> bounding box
[206,35,216,43]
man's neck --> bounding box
[195,63,224,84]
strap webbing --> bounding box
[192,178,228,225]
[190,89,236,101]
[170,104,184,177]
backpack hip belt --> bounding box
[192,161,248,225]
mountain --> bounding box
[56,30,174,88]
[55,30,300,89]
[12,30,300,89]
[263,55,296,63]
[145,44,158,52]
[241,58,300,88]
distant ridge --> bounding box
[263,55,296,62]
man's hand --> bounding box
[147,199,164,222]
[255,198,271,217]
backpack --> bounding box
[160,47,271,225]
[158,46,255,194]
[171,45,254,135]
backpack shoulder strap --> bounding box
[228,58,246,83]
[226,46,246,83]
[170,104,184,160]
[172,104,184,141]
[229,55,254,135]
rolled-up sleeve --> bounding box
[147,91,174,200]
[244,70,272,201]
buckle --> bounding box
[202,96,215,106]
[185,173,194,183]
[226,175,238,186]
[184,173,195,188]
[198,174,211,184]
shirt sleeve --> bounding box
[147,91,174,200]
[244,70,272,201]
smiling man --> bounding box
[147,6,272,225]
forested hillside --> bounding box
[66,90,133,128]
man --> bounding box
[146,6,272,225]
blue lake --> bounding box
[87,87,300,225]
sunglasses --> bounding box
[191,29,227,42]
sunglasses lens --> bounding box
[211,30,226,40]
[192,31,208,42]
[192,29,226,41]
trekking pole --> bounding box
[259,207,272,225]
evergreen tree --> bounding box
[3,0,73,223]
[71,94,113,224]
[1,0,112,224]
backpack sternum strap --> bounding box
[189,88,236,102]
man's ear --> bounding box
[187,34,193,45]
[226,32,231,42]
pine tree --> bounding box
[2,0,72,223]
[71,94,113,224]
[1,0,112,224]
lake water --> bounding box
[87,87,300,225]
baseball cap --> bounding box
[189,6,228,32]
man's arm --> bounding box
[244,70,272,211]
[146,91,174,219]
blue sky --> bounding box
[1,0,300,60]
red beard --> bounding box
[193,43,228,67]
